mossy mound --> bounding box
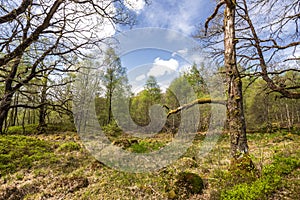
[230,154,256,172]
[112,138,138,148]
[228,154,258,185]
[174,172,204,196]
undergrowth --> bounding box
[0,135,57,176]
[0,131,299,199]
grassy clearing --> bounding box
[0,129,299,199]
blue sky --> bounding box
[129,0,213,34]
[114,0,214,92]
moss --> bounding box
[6,124,39,135]
[221,154,300,200]
[57,141,81,152]
[230,154,256,172]
[175,172,204,195]
[0,135,55,175]
[128,140,166,153]
[168,189,177,199]
[228,154,258,185]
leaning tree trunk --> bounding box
[0,56,20,133]
[224,1,249,159]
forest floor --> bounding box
[0,127,300,200]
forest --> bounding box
[0,0,300,199]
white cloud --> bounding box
[135,74,146,81]
[124,0,145,13]
[139,1,209,35]
[172,48,188,57]
[154,57,179,70]
[147,57,179,77]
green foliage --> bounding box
[243,77,300,132]
[101,48,130,125]
[130,90,152,126]
[183,63,208,97]
[129,76,162,126]
[144,75,161,102]
[221,176,280,200]
[221,155,300,200]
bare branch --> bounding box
[0,0,32,24]
[0,0,64,67]
[241,0,300,99]
[166,98,226,117]
[204,0,225,36]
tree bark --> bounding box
[13,92,19,126]
[0,55,21,133]
[38,78,48,133]
[0,93,14,133]
[224,0,249,159]
[9,92,19,127]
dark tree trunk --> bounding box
[224,1,249,159]
[12,92,19,126]
[0,56,20,133]
[0,93,14,133]
[38,105,47,130]
[38,80,48,133]
[27,109,31,124]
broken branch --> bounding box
[166,98,226,117]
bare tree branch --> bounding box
[166,98,226,118]
[0,0,32,24]
[205,0,225,36]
